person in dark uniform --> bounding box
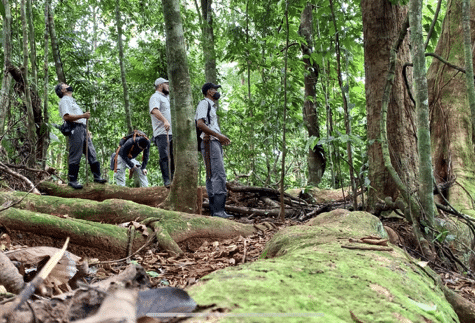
[113,131,150,187]
[55,82,107,189]
[195,83,233,219]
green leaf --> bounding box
[0,2,4,19]
[146,271,160,278]
[407,298,437,313]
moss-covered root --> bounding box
[0,207,147,256]
[186,209,459,323]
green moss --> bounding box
[187,210,459,323]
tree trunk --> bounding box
[115,0,133,134]
[42,0,51,168]
[48,6,66,83]
[27,0,37,90]
[0,0,13,137]
[200,0,218,84]
[463,0,475,140]
[361,0,417,210]
[409,0,435,230]
[20,0,37,167]
[38,181,169,207]
[161,0,199,213]
[299,3,325,186]
[427,0,475,212]
[0,192,260,255]
[330,0,357,210]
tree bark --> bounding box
[299,3,325,186]
[38,181,169,207]
[409,0,435,230]
[200,0,218,84]
[161,0,199,213]
[427,0,475,212]
[115,0,133,134]
[42,0,51,168]
[21,0,37,167]
[361,0,417,210]
[48,6,66,83]
[0,192,260,255]
[0,0,13,137]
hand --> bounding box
[83,111,91,119]
[164,121,171,132]
[219,134,231,146]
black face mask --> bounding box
[212,92,221,100]
[66,86,74,92]
[163,89,169,95]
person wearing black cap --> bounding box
[55,82,107,189]
[149,77,175,187]
[114,131,150,187]
[195,82,233,220]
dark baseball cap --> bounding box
[202,82,221,95]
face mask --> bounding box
[212,92,221,100]
[66,86,73,92]
[163,89,169,95]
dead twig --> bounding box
[341,245,393,252]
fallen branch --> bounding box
[0,162,40,195]
[341,245,393,252]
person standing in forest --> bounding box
[195,82,233,219]
[55,82,107,189]
[149,77,174,188]
[112,130,150,187]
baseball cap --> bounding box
[154,78,169,87]
[202,82,221,95]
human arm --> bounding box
[140,142,150,172]
[150,108,171,132]
[196,119,231,145]
[63,112,90,122]
[118,139,137,169]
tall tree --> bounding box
[116,0,133,134]
[299,2,325,186]
[26,0,37,91]
[0,0,13,137]
[198,0,218,83]
[361,0,417,210]
[42,0,51,167]
[409,0,435,236]
[161,0,199,213]
[427,0,475,214]
[21,0,37,166]
[48,7,66,83]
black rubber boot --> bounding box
[90,162,107,183]
[159,158,171,187]
[208,196,215,216]
[68,164,83,189]
[212,194,234,219]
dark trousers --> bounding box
[154,134,175,184]
[68,124,98,165]
[201,140,227,197]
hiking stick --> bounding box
[166,130,172,184]
[85,117,89,185]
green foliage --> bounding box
[0,0,445,191]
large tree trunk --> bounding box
[0,192,260,255]
[115,0,133,134]
[299,3,325,186]
[42,0,51,168]
[361,0,417,210]
[21,0,37,167]
[161,0,199,213]
[0,0,13,137]
[427,0,475,212]
[38,181,169,207]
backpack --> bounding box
[195,101,211,152]
[112,130,149,172]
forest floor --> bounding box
[2,185,475,322]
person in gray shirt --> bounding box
[55,82,107,189]
[149,77,174,187]
[195,82,233,219]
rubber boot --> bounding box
[212,194,234,219]
[159,158,171,187]
[208,196,215,216]
[68,164,83,189]
[90,162,107,183]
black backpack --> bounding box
[195,101,211,152]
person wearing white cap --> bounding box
[149,77,174,187]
